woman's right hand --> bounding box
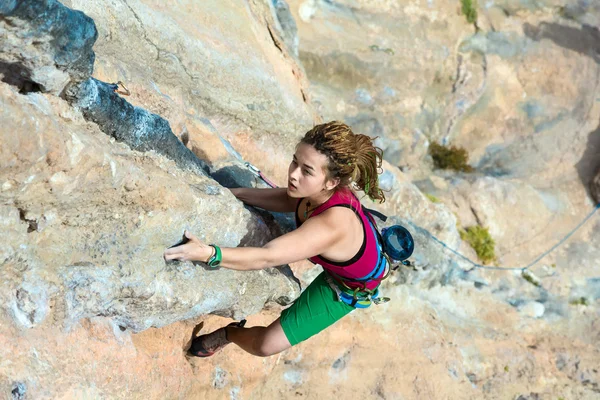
[229,187,242,199]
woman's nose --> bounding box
[290,166,300,181]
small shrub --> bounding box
[425,193,441,203]
[460,225,496,264]
[569,297,589,306]
[461,0,478,25]
[429,142,474,172]
[521,270,541,287]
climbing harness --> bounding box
[242,160,415,308]
[323,208,414,308]
[109,80,131,96]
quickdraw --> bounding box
[109,80,131,96]
[245,162,278,189]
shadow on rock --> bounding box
[523,22,600,64]
[212,164,296,234]
[211,165,260,189]
[66,78,211,176]
[575,121,600,202]
[0,61,42,93]
[237,216,300,299]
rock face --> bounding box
[290,0,600,264]
[66,0,319,184]
[592,169,600,204]
[2,0,600,399]
[0,0,97,94]
[67,77,211,176]
[0,82,299,332]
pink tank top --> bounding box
[295,188,383,290]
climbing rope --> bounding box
[406,203,600,272]
[242,161,600,273]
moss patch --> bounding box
[429,142,474,172]
[569,297,589,306]
[460,225,496,264]
[461,0,478,25]
[521,270,541,287]
[425,193,441,203]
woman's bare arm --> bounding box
[163,212,343,270]
[230,187,298,212]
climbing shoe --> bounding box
[188,319,247,358]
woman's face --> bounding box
[287,143,336,198]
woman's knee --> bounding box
[251,322,291,357]
[252,333,280,357]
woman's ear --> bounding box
[325,177,340,191]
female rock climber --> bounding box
[163,121,386,357]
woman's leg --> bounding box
[190,273,353,358]
[226,318,291,357]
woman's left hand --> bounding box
[164,230,213,262]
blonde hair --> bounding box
[300,121,385,203]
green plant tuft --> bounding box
[521,270,541,287]
[429,142,474,172]
[459,225,496,264]
[461,0,478,24]
[569,297,589,306]
[425,193,441,203]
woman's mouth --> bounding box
[288,181,297,191]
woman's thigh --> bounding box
[280,272,354,346]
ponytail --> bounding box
[351,135,385,203]
[300,121,385,203]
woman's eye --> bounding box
[303,169,311,176]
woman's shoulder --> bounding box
[330,188,361,209]
[318,190,361,218]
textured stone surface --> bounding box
[592,169,600,204]
[289,0,600,195]
[2,282,599,399]
[66,0,318,186]
[0,82,299,333]
[1,0,600,399]
[66,77,211,176]
[288,0,472,169]
[0,0,97,94]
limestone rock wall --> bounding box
[0,82,299,333]
[289,0,600,269]
[1,0,600,399]
[0,0,97,94]
[593,169,600,203]
[63,0,319,185]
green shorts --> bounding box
[280,271,355,346]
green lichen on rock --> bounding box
[460,225,496,264]
[425,193,441,203]
[429,142,474,172]
[461,0,478,25]
[569,297,589,306]
[521,270,541,287]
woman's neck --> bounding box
[306,189,336,208]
